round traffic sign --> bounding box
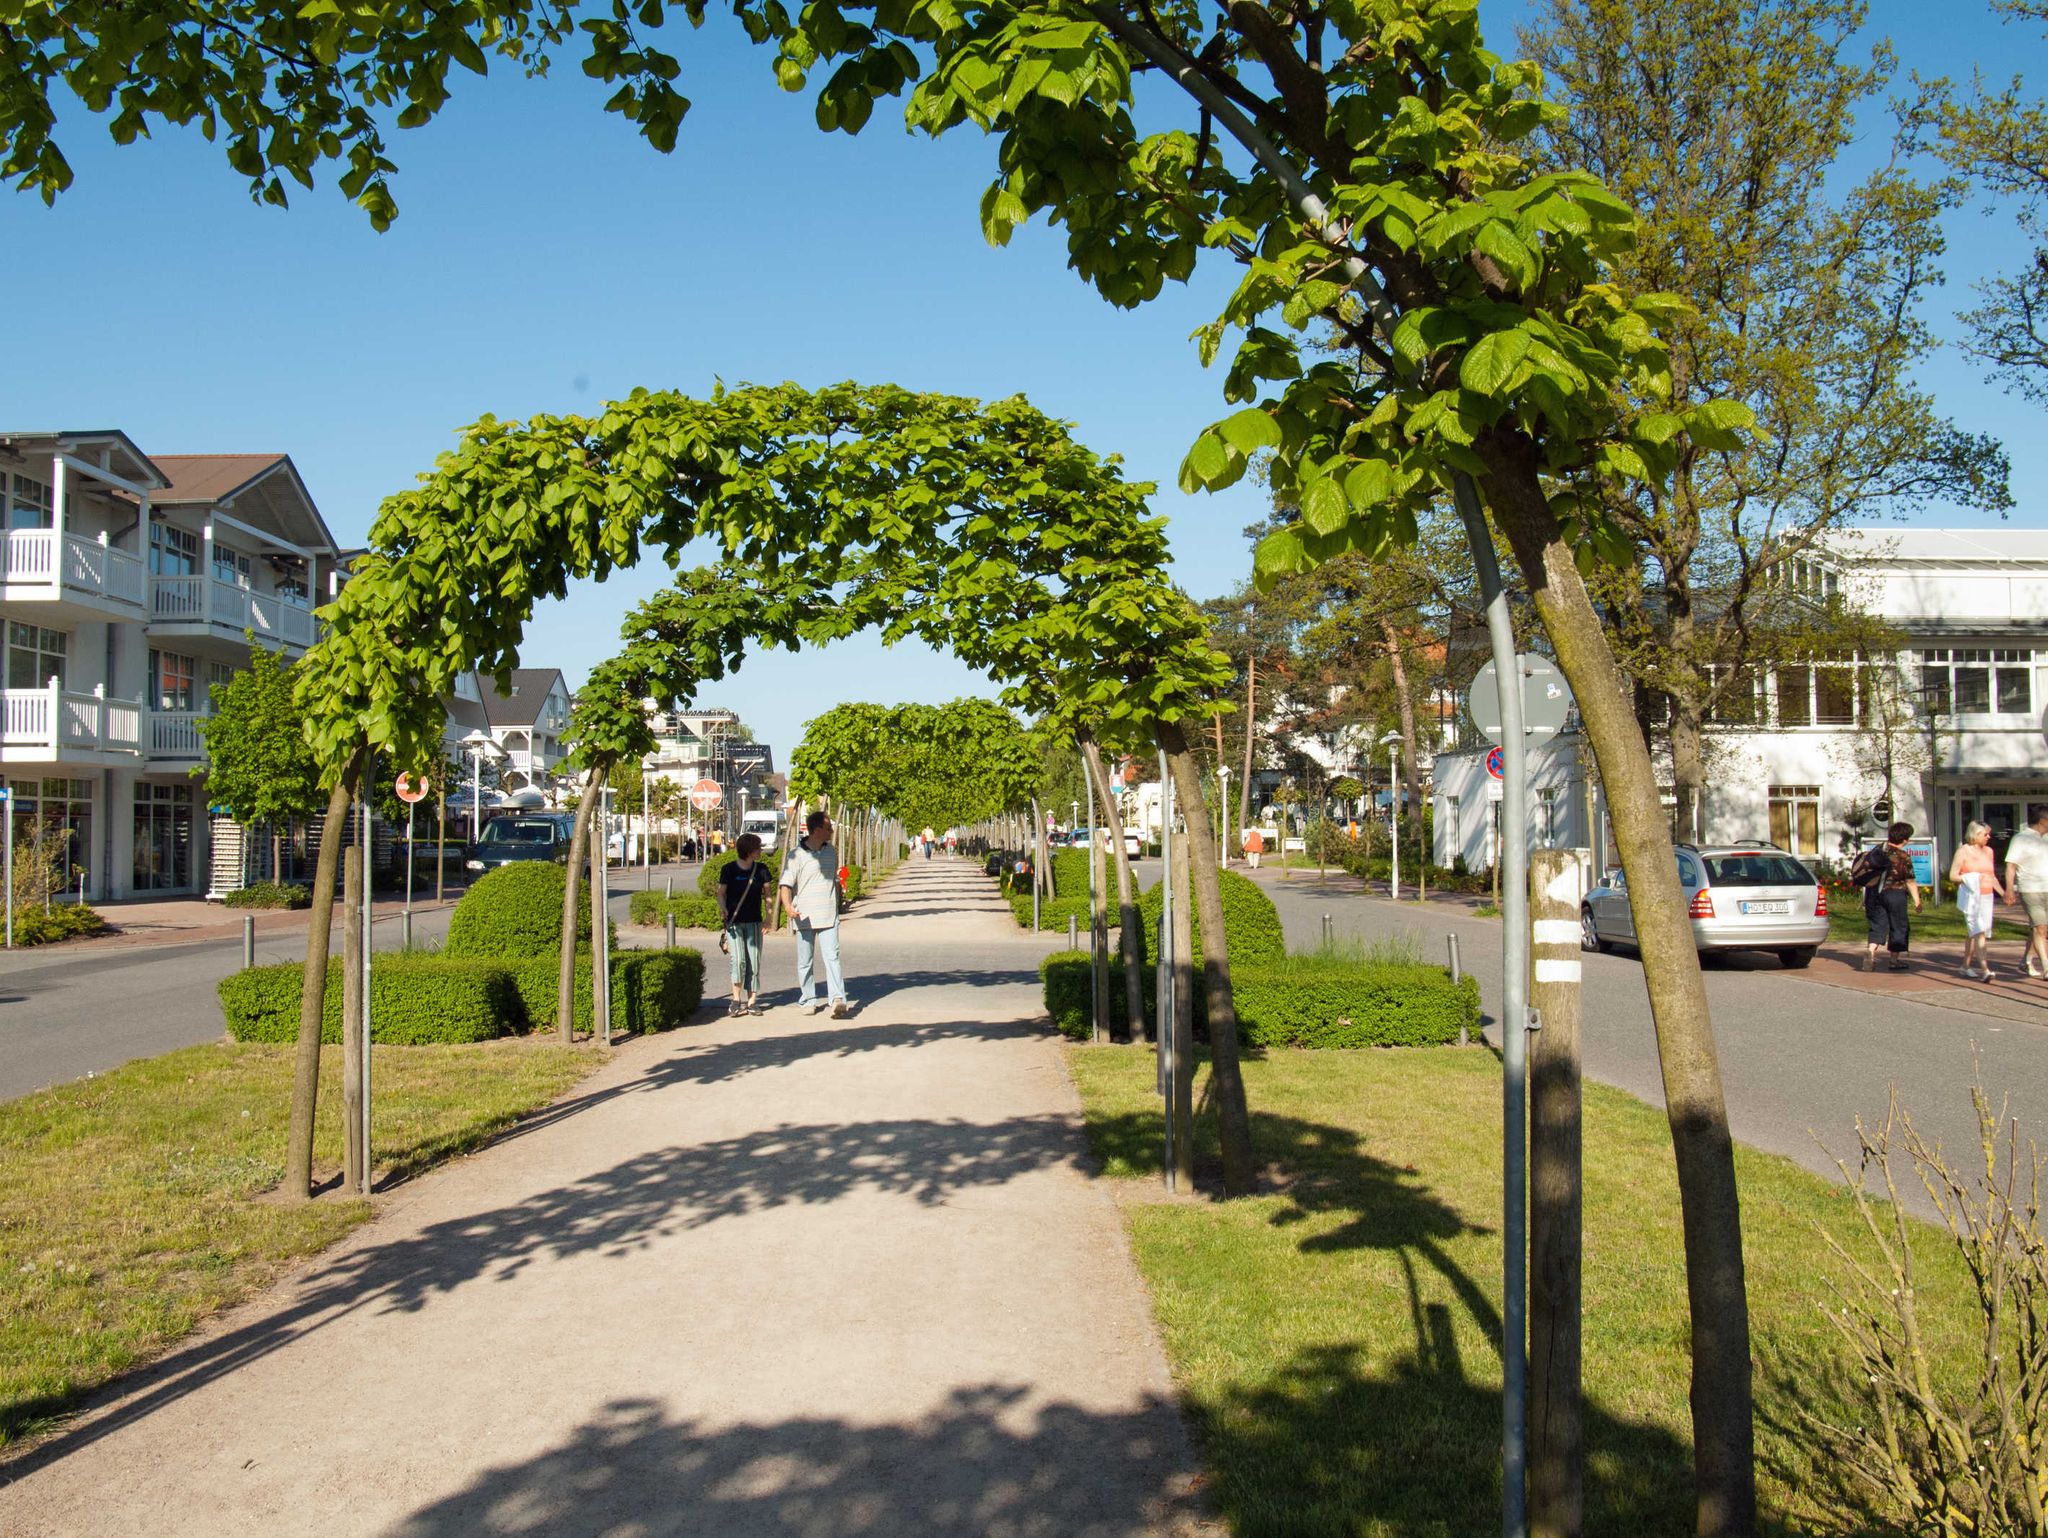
[1469,653,1576,744]
[394,773,428,804]
[1119,759,1139,786]
[1485,746,1505,780]
[688,778,724,812]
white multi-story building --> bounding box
[1433,528,2048,875]
[445,669,572,800]
[2,433,343,900]
[644,705,775,819]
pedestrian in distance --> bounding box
[1948,820,2010,982]
[2005,803,2048,980]
[718,833,771,1016]
[780,809,852,1018]
[1851,821,1921,972]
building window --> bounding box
[1919,648,2037,716]
[6,473,53,530]
[149,649,198,711]
[6,621,67,689]
[1768,784,1822,857]
[1814,662,1855,725]
[212,545,252,587]
[150,522,200,577]
[1775,665,1813,727]
[133,781,194,892]
[4,774,94,897]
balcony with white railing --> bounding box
[1,683,144,760]
[148,575,319,653]
[0,529,148,612]
[148,710,209,762]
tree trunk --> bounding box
[558,764,602,1040]
[1481,438,1755,1538]
[1080,734,1145,1043]
[340,825,364,1194]
[1381,615,1425,832]
[590,786,610,1040]
[1168,820,1196,1189]
[1157,719,1256,1196]
[1529,849,1585,1538]
[285,768,357,1199]
[1670,700,1706,846]
[1239,657,1257,837]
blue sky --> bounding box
[4,1,2042,761]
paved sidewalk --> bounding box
[0,858,1214,1538]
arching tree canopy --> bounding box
[790,699,1039,831]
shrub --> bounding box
[8,903,108,945]
[626,892,723,929]
[1040,950,1133,1041]
[695,850,780,899]
[446,862,587,958]
[512,949,707,1033]
[223,882,311,909]
[218,957,522,1044]
[1231,960,1478,1048]
[1139,869,1287,970]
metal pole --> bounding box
[405,802,415,918]
[1449,932,1467,1047]
[643,769,651,890]
[243,914,255,970]
[3,786,12,949]
[1069,913,1078,950]
[360,788,373,1196]
[1219,767,1230,866]
[1455,487,1533,1538]
[666,913,676,950]
[601,786,613,1046]
[1156,750,1175,1190]
[1391,741,1401,901]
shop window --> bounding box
[1768,784,1821,856]
[4,774,94,897]
[6,621,67,689]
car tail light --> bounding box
[1688,889,1715,919]
[1814,886,1829,917]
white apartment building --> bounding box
[644,705,775,820]
[445,669,572,802]
[1432,527,2048,875]
[1,432,342,900]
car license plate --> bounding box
[1740,900,1789,915]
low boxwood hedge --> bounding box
[1040,950,1476,1049]
[695,850,780,899]
[511,949,706,1034]
[223,881,311,909]
[446,862,589,958]
[627,891,723,929]
[1139,870,1287,970]
[219,956,522,1044]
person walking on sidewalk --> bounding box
[718,833,772,1016]
[1855,821,1922,972]
[1949,820,2010,981]
[2007,803,2048,979]
[780,810,852,1017]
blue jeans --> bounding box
[726,922,763,991]
[794,922,845,1004]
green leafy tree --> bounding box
[195,641,324,881]
[1914,0,2048,402]
[1524,0,2009,836]
[790,699,1041,832]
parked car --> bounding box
[464,812,578,876]
[1581,843,1829,968]
[1096,828,1144,857]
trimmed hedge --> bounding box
[446,862,588,958]
[219,957,522,1044]
[1000,848,1097,930]
[1039,950,1477,1048]
[221,947,708,1043]
[627,891,723,929]
[223,882,311,909]
[8,903,108,945]
[513,949,707,1034]
[1139,869,1287,970]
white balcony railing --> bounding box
[1,529,146,607]
[149,710,208,759]
[1,683,144,756]
[149,575,317,650]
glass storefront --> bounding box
[132,780,194,892]
[3,775,94,901]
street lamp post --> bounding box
[459,730,505,865]
[1380,730,1403,901]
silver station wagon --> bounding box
[1581,843,1830,968]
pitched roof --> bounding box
[146,453,291,506]
[477,669,567,728]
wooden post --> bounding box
[435,786,446,904]
[1529,848,1585,1538]
[1089,805,1110,1041]
[340,809,365,1193]
[1169,821,1196,1190]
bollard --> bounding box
[665,875,673,900]
[1321,912,1332,947]
[242,914,255,971]
[403,910,413,952]
[666,914,676,951]
[1448,932,1466,1046]
[1069,914,1078,950]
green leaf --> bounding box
[1458,328,1532,397]
[1253,527,1310,585]
[1686,398,1755,451]
[1215,406,1283,455]
[1473,221,1539,291]
[1300,474,1347,534]
[1179,430,1230,492]
[1344,458,1397,507]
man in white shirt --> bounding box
[2005,803,2048,979]
[780,809,851,1016]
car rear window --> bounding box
[480,819,557,845]
[1702,853,1813,887]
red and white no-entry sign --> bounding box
[688,778,724,812]
[394,773,428,804]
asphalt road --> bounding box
[1246,870,2044,1198]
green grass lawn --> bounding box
[0,1040,601,1444]
[1066,1044,1979,1537]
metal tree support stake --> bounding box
[360,792,373,1196]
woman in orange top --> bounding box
[1948,820,2010,981]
